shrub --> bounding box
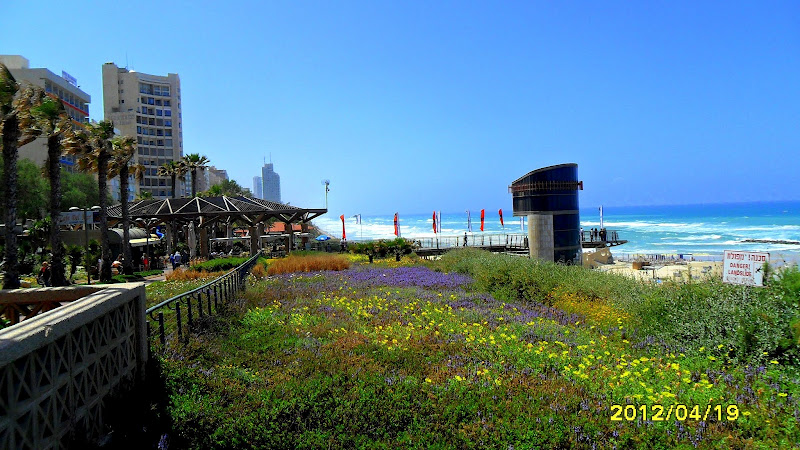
[166,268,228,282]
[267,253,351,275]
[190,256,249,273]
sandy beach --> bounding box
[593,258,724,283]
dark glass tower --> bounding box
[510,163,583,264]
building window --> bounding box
[165,139,173,147]
[156,109,162,116]
[165,129,172,136]
[164,100,170,107]
[136,126,142,134]
[164,120,172,127]
[156,119,163,126]
[164,110,171,117]
[161,86,170,96]
[121,99,125,104]
[157,140,164,146]
[157,129,163,136]
[148,98,154,105]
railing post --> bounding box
[176,302,183,342]
[207,290,212,315]
[158,312,166,347]
[197,294,204,318]
[187,297,193,326]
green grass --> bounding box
[150,250,800,448]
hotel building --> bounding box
[0,55,90,172]
[102,62,183,199]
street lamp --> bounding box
[321,179,330,210]
[70,205,100,285]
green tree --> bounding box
[1,65,41,288]
[181,153,209,198]
[61,169,102,209]
[67,121,115,282]
[110,135,145,275]
[29,91,74,286]
[157,160,187,199]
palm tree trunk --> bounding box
[98,148,112,282]
[191,169,197,198]
[120,165,134,275]
[171,174,177,199]
[2,114,20,289]
[47,134,67,286]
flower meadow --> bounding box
[158,250,800,449]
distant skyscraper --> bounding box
[253,176,263,199]
[261,163,281,203]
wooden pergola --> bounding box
[106,196,327,257]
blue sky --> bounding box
[3,1,799,215]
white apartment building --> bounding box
[0,55,90,172]
[102,62,183,199]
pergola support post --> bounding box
[249,226,259,256]
[200,227,209,258]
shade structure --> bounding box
[106,195,326,227]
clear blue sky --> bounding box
[3,1,799,215]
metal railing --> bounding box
[145,252,261,350]
[414,233,529,250]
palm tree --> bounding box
[67,121,115,282]
[110,135,145,275]
[157,160,187,252]
[181,153,209,198]
[27,91,74,286]
[1,65,41,288]
[157,160,186,199]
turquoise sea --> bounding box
[313,201,800,264]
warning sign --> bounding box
[722,250,769,286]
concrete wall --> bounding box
[0,283,147,448]
[527,213,554,262]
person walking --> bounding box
[464,232,468,247]
[38,261,52,287]
[173,251,182,269]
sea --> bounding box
[313,201,800,265]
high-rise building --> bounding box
[102,62,183,199]
[0,55,90,172]
[253,176,263,199]
[261,163,281,203]
[206,166,228,189]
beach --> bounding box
[593,257,724,283]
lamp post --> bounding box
[70,206,100,285]
[322,179,330,210]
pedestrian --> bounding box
[169,252,175,269]
[464,232,468,247]
[173,251,182,268]
[38,261,51,287]
[142,254,149,271]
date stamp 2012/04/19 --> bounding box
[611,404,740,422]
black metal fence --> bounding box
[145,252,261,351]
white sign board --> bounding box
[723,250,769,286]
[58,211,94,226]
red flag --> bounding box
[340,214,346,240]
[432,211,437,233]
[480,209,485,231]
[499,209,504,227]
[394,213,399,236]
